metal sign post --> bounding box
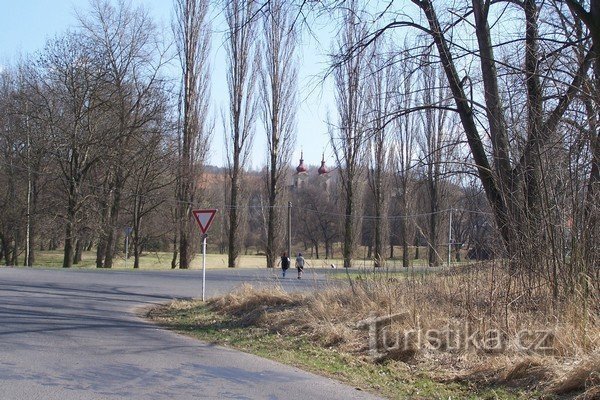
[202,233,208,301]
[192,209,218,301]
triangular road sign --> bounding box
[192,209,218,234]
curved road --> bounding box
[0,267,380,399]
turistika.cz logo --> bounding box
[357,313,555,360]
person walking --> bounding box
[279,252,290,278]
[295,253,305,279]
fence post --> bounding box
[447,209,453,267]
[288,201,292,259]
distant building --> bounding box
[292,150,332,193]
[317,153,331,193]
[294,151,309,189]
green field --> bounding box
[26,250,470,271]
[29,251,267,269]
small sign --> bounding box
[124,227,133,235]
[192,209,217,234]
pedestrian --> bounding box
[280,252,290,278]
[295,252,305,279]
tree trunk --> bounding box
[63,184,76,269]
[104,180,124,269]
[134,241,140,269]
[10,239,18,266]
[0,236,8,265]
[26,177,39,267]
[400,217,410,268]
[96,198,110,268]
[343,188,354,268]
[63,222,74,269]
[228,168,240,268]
[178,172,192,269]
[414,236,420,260]
[2,238,11,266]
[428,210,438,267]
[73,238,82,265]
[265,94,279,270]
[266,177,277,268]
[454,243,461,262]
[374,224,383,267]
[180,227,190,269]
[96,239,106,268]
[171,231,178,269]
[27,220,35,267]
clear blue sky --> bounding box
[0,0,335,170]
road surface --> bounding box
[0,267,381,399]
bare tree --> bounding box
[330,1,368,269]
[259,0,298,268]
[0,69,26,266]
[364,41,393,268]
[416,54,457,267]
[224,0,259,268]
[451,179,495,262]
[32,32,105,268]
[173,0,212,269]
[317,0,595,285]
[129,115,174,269]
[562,0,600,287]
[0,65,53,267]
[411,0,593,273]
[78,0,168,268]
[391,50,419,269]
[293,173,340,260]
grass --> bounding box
[26,246,473,271]
[28,250,462,272]
[28,250,269,269]
[304,257,470,270]
[146,299,530,400]
[323,266,444,280]
[146,265,600,400]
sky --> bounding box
[0,0,336,169]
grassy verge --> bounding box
[147,299,541,399]
[146,265,599,399]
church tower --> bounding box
[294,151,308,189]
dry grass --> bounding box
[206,264,600,398]
[550,354,600,397]
[209,285,304,326]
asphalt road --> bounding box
[0,267,381,400]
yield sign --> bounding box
[192,209,218,234]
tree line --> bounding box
[0,0,597,301]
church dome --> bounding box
[296,151,308,173]
[318,154,328,175]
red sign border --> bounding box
[192,209,218,234]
